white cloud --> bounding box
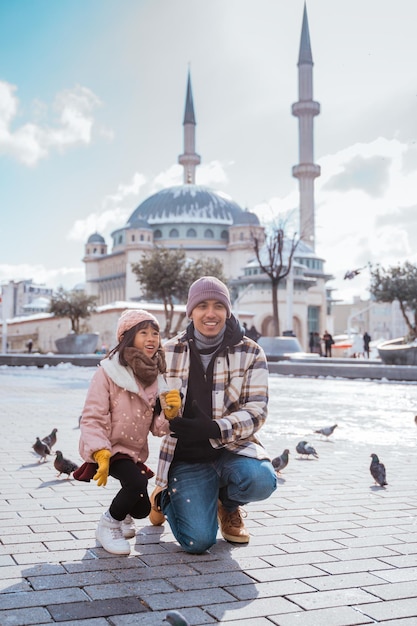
[0,81,101,166]
[0,263,84,291]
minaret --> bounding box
[178,71,201,184]
[292,4,320,250]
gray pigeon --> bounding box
[54,451,79,478]
[42,428,58,449]
[32,437,51,462]
[272,449,289,473]
[296,440,318,458]
[314,424,337,438]
[370,453,387,487]
[164,611,190,626]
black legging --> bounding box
[108,457,151,521]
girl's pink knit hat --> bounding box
[116,309,159,341]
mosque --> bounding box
[83,6,332,348]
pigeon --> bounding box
[296,440,318,458]
[415,415,417,426]
[314,424,338,438]
[370,453,387,487]
[344,267,365,280]
[164,610,190,626]
[41,428,58,449]
[54,451,79,478]
[272,449,289,473]
[32,437,52,462]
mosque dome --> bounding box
[87,232,105,244]
[126,184,260,228]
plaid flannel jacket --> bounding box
[155,328,271,488]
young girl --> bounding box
[76,309,181,555]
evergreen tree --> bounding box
[370,261,417,340]
[49,288,98,334]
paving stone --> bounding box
[0,606,53,626]
[355,598,417,621]
[270,606,374,625]
[47,597,149,621]
[286,587,381,610]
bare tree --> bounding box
[251,226,300,336]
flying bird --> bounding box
[344,266,366,280]
[296,441,318,458]
[32,437,51,462]
[164,610,190,626]
[41,428,58,449]
[370,453,387,487]
[54,451,79,478]
[272,449,290,474]
[414,415,417,426]
[314,424,338,438]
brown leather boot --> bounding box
[218,501,249,543]
[149,486,165,526]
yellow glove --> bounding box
[93,449,111,487]
[163,389,182,420]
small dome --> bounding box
[87,232,105,244]
[126,184,260,227]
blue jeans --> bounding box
[161,450,277,554]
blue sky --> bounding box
[1,0,417,303]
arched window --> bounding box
[140,234,144,241]
[221,230,228,240]
[186,228,197,237]
[169,228,179,238]
[131,234,135,242]
[118,235,123,244]
[204,229,214,238]
[154,229,162,239]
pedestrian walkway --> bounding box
[0,366,417,625]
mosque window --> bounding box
[140,234,144,241]
[131,235,135,242]
[154,229,162,239]
[204,229,214,238]
[169,228,179,238]
[239,232,244,241]
[118,235,123,244]
[187,228,197,237]
[221,230,228,240]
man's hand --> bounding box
[93,449,111,486]
[169,400,220,442]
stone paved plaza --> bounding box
[1,365,417,625]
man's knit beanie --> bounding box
[186,276,232,318]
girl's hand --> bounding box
[162,389,182,420]
[93,449,111,486]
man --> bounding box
[149,276,277,554]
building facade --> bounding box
[82,7,331,350]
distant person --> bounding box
[313,331,322,356]
[309,332,315,353]
[363,332,371,359]
[323,330,334,358]
[26,339,33,353]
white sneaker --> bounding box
[121,514,136,539]
[95,513,131,555]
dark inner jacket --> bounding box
[173,315,244,463]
